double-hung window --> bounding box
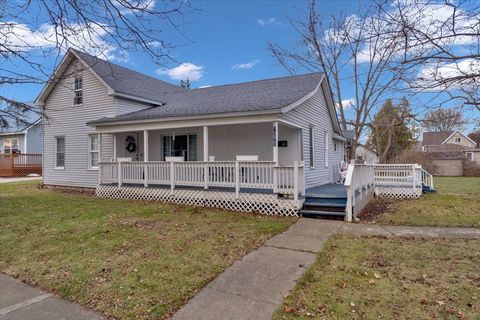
[55,136,65,168]
[309,126,315,168]
[4,138,19,154]
[73,75,83,105]
[88,134,99,169]
[324,131,329,168]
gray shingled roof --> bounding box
[423,131,453,145]
[72,49,185,103]
[0,106,42,134]
[89,72,324,124]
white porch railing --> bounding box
[372,164,433,198]
[344,163,375,222]
[99,161,304,199]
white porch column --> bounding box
[98,133,102,185]
[113,133,117,161]
[143,130,149,187]
[273,121,278,164]
[273,121,279,193]
[203,126,209,189]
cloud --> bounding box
[0,21,120,60]
[231,59,260,70]
[337,98,355,109]
[257,18,280,27]
[156,63,205,81]
[416,59,480,91]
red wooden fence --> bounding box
[0,154,42,177]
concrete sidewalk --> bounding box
[173,219,480,320]
[0,275,102,320]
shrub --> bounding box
[463,159,480,177]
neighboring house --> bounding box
[355,144,379,164]
[421,131,480,176]
[35,49,347,216]
[0,109,43,154]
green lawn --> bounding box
[0,181,293,319]
[275,236,480,319]
[371,177,480,227]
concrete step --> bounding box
[299,209,345,218]
[304,201,346,208]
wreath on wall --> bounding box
[125,135,137,153]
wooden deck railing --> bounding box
[99,160,304,199]
[344,163,375,222]
[0,154,42,177]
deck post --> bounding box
[273,121,279,193]
[118,161,122,188]
[170,161,175,193]
[412,165,416,193]
[203,126,209,189]
[143,130,149,187]
[293,161,298,201]
[235,161,240,198]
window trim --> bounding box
[309,125,315,169]
[324,130,329,168]
[73,75,83,106]
[161,133,198,161]
[55,136,65,169]
[466,152,474,161]
[454,137,461,143]
[88,134,99,170]
[4,138,19,154]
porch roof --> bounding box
[89,73,324,125]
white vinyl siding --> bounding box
[280,83,344,188]
[88,134,99,169]
[43,58,115,187]
[55,136,65,168]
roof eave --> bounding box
[88,108,283,127]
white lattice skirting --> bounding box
[96,185,300,217]
[375,186,422,199]
[353,185,374,217]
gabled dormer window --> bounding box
[73,75,83,105]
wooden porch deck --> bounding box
[305,183,347,198]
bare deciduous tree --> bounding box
[0,0,190,129]
[384,0,480,111]
[423,107,468,132]
[268,0,412,157]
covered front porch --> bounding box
[95,120,305,214]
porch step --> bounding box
[422,185,437,194]
[299,209,345,218]
[304,197,347,206]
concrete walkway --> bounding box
[2,219,480,320]
[0,177,41,184]
[173,219,480,320]
[0,275,102,320]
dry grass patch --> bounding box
[275,236,480,319]
[0,181,293,319]
[364,177,480,227]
